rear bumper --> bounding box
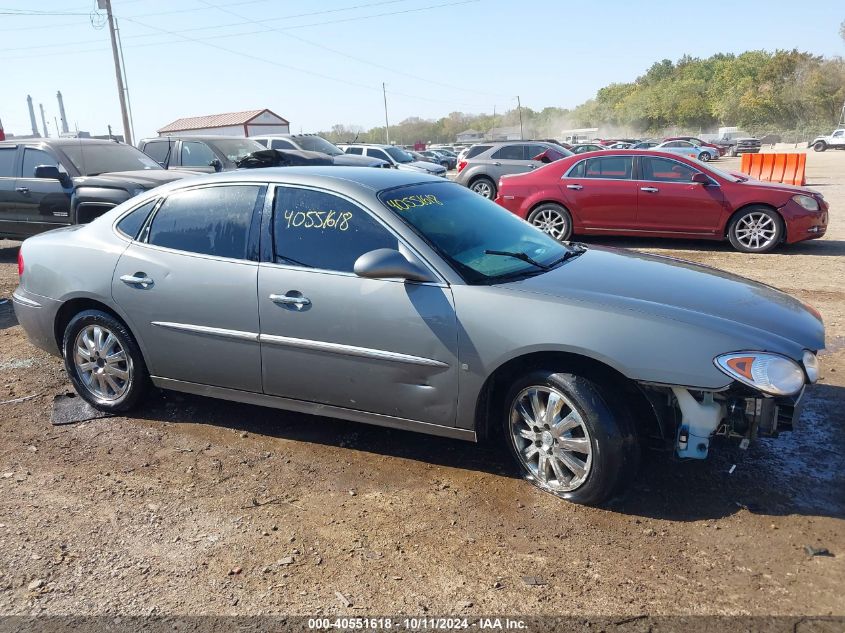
[11,287,62,357]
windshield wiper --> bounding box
[484,249,551,271]
[546,244,587,267]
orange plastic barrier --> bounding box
[738,152,805,186]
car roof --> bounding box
[0,138,125,147]
[154,166,446,193]
[142,135,263,142]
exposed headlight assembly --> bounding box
[715,352,805,396]
[792,195,819,211]
[802,350,819,383]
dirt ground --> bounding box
[0,151,843,619]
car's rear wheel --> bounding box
[698,151,710,162]
[469,177,496,199]
[528,204,573,242]
[63,309,149,412]
[813,141,827,152]
[503,370,639,505]
[729,147,738,157]
[727,206,784,253]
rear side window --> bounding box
[567,161,585,178]
[583,156,633,180]
[116,199,157,239]
[21,148,60,178]
[491,145,525,160]
[142,141,170,164]
[0,147,16,177]
[147,185,261,259]
[272,187,397,272]
[464,145,491,159]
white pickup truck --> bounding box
[808,129,845,151]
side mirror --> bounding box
[353,248,434,283]
[34,165,72,187]
[209,158,223,172]
[691,172,710,185]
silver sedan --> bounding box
[13,168,823,504]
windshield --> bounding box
[61,143,163,175]
[702,163,745,182]
[211,138,265,163]
[386,146,414,163]
[295,136,343,156]
[379,182,570,284]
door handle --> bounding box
[493,162,502,166]
[120,274,154,288]
[270,294,311,307]
[15,187,30,194]
[566,184,583,190]
[528,164,537,169]
[640,186,659,193]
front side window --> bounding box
[180,142,217,167]
[211,139,265,163]
[142,141,170,164]
[385,147,413,163]
[345,147,363,155]
[640,157,698,183]
[583,156,633,180]
[367,148,391,162]
[270,139,296,150]
[147,185,261,259]
[0,147,16,178]
[22,148,61,178]
[61,143,162,175]
[380,182,568,284]
[273,187,398,272]
[491,145,525,160]
[295,136,342,155]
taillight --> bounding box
[17,250,24,277]
[457,160,467,173]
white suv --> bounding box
[341,144,447,177]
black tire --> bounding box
[62,309,149,412]
[469,177,496,200]
[728,146,738,157]
[727,206,784,253]
[502,370,639,505]
[698,151,710,162]
[527,203,573,242]
[440,161,450,169]
[813,141,826,152]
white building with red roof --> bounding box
[157,109,289,137]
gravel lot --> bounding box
[0,152,842,617]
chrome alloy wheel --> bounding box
[73,325,132,402]
[509,386,593,492]
[470,180,494,199]
[734,212,777,250]
[531,208,570,241]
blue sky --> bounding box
[1,0,843,140]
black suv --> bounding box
[138,136,266,172]
[0,138,189,240]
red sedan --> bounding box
[494,150,828,253]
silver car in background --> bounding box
[13,169,823,505]
[454,141,573,199]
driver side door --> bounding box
[258,185,460,426]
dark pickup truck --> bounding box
[0,138,190,240]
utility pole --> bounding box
[382,82,390,145]
[99,0,132,145]
[517,96,524,140]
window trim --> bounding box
[262,183,446,286]
[131,182,266,262]
[636,155,719,186]
[563,154,634,181]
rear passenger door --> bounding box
[112,184,265,392]
[559,155,638,230]
[0,146,20,237]
[486,144,532,181]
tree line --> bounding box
[319,50,845,145]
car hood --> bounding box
[402,161,446,174]
[74,170,191,189]
[332,154,389,168]
[500,246,824,354]
[734,177,820,197]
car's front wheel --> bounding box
[813,141,827,152]
[727,206,784,253]
[63,309,149,412]
[698,151,711,162]
[469,177,496,199]
[503,370,639,505]
[528,203,573,242]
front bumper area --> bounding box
[782,198,829,244]
[11,287,62,357]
